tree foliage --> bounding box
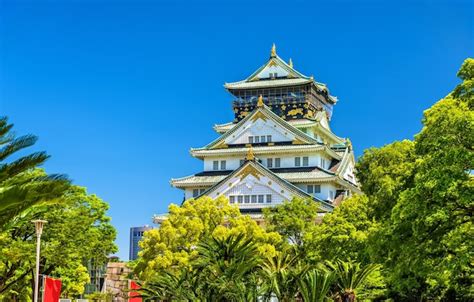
[263,197,320,248]
[135,196,281,281]
[0,179,117,299]
[354,58,474,300]
[0,117,70,230]
[137,234,376,302]
[305,195,377,264]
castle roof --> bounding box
[188,159,335,212]
[224,44,337,103]
[198,101,323,150]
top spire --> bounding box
[270,43,277,58]
[288,58,293,68]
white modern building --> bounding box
[163,45,360,220]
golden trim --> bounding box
[246,146,255,161]
[257,95,264,107]
[213,141,229,149]
[238,111,250,119]
[236,164,261,181]
[288,108,303,116]
[292,138,307,145]
[250,111,268,122]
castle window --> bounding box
[261,135,266,143]
[193,189,199,197]
[267,158,273,168]
[237,196,243,203]
[213,161,219,170]
[229,196,235,203]
[307,185,321,194]
[266,195,272,203]
[255,136,260,143]
[267,135,272,142]
[303,157,309,166]
[258,195,264,203]
[244,195,250,203]
[251,195,257,203]
[249,136,254,144]
[295,157,301,167]
[200,189,206,194]
[220,160,226,170]
[275,158,281,168]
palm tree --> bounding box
[0,116,69,229]
[260,248,307,302]
[137,267,204,301]
[137,235,263,302]
[194,234,263,301]
[327,260,380,302]
[297,268,335,302]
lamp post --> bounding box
[32,220,47,302]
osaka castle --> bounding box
[168,45,360,218]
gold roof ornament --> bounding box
[288,58,293,68]
[246,145,255,161]
[270,43,277,58]
[257,95,264,107]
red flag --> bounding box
[43,277,61,302]
[129,280,142,302]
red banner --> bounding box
[43,277,62,302]
[129,280,142,302]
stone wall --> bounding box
[104,262,131,302]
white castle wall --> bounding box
[295,183,338,202]
[203,153,332,171]
[225,119,294,145]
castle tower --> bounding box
[166,45,360,220]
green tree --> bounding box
[0,182,117,300]
[137,267,203,301]
[0,117,70,229]
[260,247,307,302]
[297,268,334,302]
[327,260,380,302]
[195,234,263,301]
[138,234,264,302]
[355,58,474,300]
[263,197,320,248]
[305,195,377,264]
[356,140,415,221]
[135,196,281,281]
[384,58,473,300]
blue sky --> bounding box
[1,0,472,259]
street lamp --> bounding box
[32,220,47,302]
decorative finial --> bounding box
[246,145,255,161]
[270,43,276,58]
[289,58,293,68]
[310,75,314,80]
[257,95,264,107]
